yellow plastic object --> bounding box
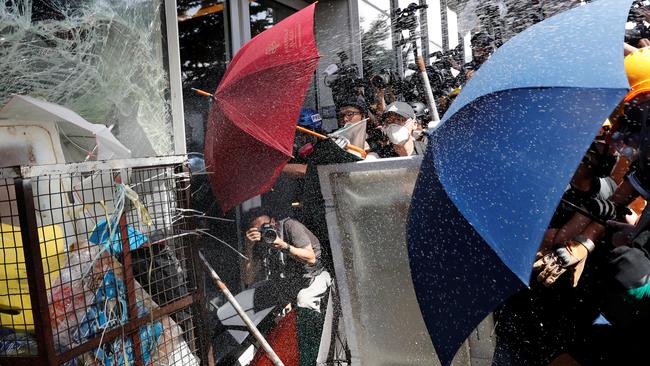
[449,87,462,97]
[625,46,650,101]
[0,223,65,331]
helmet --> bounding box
[297,108,322,130]
[624,47,650,102]
[408,101,429,120]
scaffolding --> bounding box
[0,156,209,366]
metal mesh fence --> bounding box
[0,174,39,357]
[0,157,208,366]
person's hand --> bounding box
[640,38,650,48]
[329,135,350,149]
[272,237,290,251]
[533,237,592,287]
[607,220,636,247]
[245,227,261,243]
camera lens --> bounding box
[262,230,277,244]
[260,223,278,244]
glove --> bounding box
[533,236,593,287]
[329,135,350,150]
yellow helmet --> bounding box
[624,46,650,102]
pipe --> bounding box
[198,251,285,366]
[416,56,440,123]
[292,126,368,158]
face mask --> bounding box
[385,123,410,145]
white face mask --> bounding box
[385,123,410,145]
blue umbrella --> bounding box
[407,0,633,364]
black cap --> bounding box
[383,101,416,120]
[338,98,369,116]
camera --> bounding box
[393,3,427,34]
[324,51,364,107]
[259,223,278,244]
[370,68,400,89]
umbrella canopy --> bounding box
[204,4,319,213]
[0,95,131,162]
[407,0,633,364]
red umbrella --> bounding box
[205,3,319,213]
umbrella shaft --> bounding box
[198,252,285,366]
[295,126,367,158]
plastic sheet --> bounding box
[48,240,199,365]
[318,157,437,365]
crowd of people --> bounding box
[493,42,650,364]
[237,4,650,364]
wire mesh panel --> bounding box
[0,173,40,358]
[0,157,208,366]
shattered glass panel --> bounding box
[0,0,174,157]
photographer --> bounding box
[242,208,331,313]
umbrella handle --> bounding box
[295,126,367,158]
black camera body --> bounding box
[259,223,278,244]
[370,68,400,89]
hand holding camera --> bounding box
[245,224,289,251]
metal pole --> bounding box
[114,173,145,366]
[197,251,285,366]
[390,0,404,78]
[440,0,449,51]
[15,178,57,366]
[410,5,440,123]
[419,0,430,65]
[417,56,440,123]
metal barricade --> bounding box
[0,156,209,366]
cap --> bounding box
[339,99,369,116]
[383,101,416,120]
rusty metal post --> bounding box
[174,163,214,365]
[114,173,145,366]
[15,178,56,366]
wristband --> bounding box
[574,235,596,253]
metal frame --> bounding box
[274,0,310,10]
[164,0,188,155]
[228,0,309,54]
[0,156,209,366]
[347,0,363,77]
[317,156,423,364]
